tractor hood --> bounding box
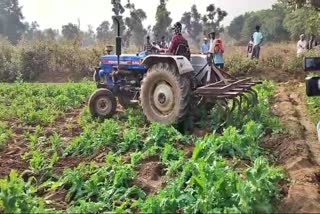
[100,51,147,65]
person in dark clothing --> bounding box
[144,35,160,54]
[166,22,191,60]
[144,36,152,53]
[308,34,318,50]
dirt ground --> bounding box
[0,108,85,178]
[266,81,320,213]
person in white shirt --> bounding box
[297,34,308,57]
[247,36,254,58]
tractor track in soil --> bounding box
[266,81,320,213]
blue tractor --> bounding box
[89,17,261,125]
[92,50,148,108]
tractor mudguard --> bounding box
[141,55,194,74]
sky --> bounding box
[19,0,277,32]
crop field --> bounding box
[0,81,289,213]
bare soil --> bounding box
[0,134,28,177]
[266,81,320,213]
[0,108,84,178]
[134,156,166,194]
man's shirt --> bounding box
[144,42,152,52]
[253,31,263,46]
[168,34,188,54]
[201,43,210,54]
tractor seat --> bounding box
[175,44,191,60]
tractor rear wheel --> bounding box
[89,89,117,119]
[140,63,191,125]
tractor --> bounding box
[89,17,261,125]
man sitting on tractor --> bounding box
[162,22,191,60]
[144,35,162,55]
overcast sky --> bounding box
[19,0,277,31]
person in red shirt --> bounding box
[164,22,191,60]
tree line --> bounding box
[0,0,227,49]
[227,0,320,44]
[1,0,319,48]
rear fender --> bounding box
[141,55,193,74]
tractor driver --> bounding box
[162,22,191,60]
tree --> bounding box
[284,7,320,39]
[43,28,59,41]
[124,0,147,48]
[202,4,227,35]
[181,12,191,33]
[0,0,26,43]
[280,0,320,38]
[228,4,290,44]
[82,25,96,46]
[23,21,42,41]
[153,0,172,41]
[61,23,80,40]
[262,4,290,41]
[97,21,112,43]
[240,13,260,43]
[111,0,126,36]
[279,0,320,9]
[111,0,125,16]
[228,14,247,41]
[180,5,203,42]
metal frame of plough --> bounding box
[195,63,262,125]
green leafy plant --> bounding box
[65,119,120,156]
[119,127,143,153]
[58,154,145,213]
[0,170,57,213]
[145,123,183,148]
[0,122,11,151]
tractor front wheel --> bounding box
[140,63,191,125]
[89,89,117,119]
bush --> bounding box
[283,49,320,72]
[225,52,258,75]
[0,38,21,82]
[282,54,304,72]
[0,38,105,82]
[18,40,50,81]
[263,54,285,69]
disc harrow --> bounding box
[195,65,262,126]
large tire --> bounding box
[140,63,191,125]
[89,89,117,119]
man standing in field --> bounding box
[200,38,210,54]
[209,32,225,69]
[297,34,308,57]
[251,25,264,60]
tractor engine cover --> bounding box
[99,54,147,86]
